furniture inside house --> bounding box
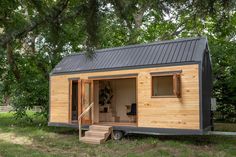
[99,105,120,122]
[126,103,136,122]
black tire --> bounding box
[112,130,124,140]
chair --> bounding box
[127,103,136,115]
[127,103,136,122]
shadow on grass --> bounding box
[1,112,236,147]
[125,133,236,146]
[0,112,77,135]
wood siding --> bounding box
[50,64,200,130]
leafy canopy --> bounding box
[0,0,235,122]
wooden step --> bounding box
[85,130,108,138]
[80,125,112,144]
[89,125,112,131]
[80,136,105,144]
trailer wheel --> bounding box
[112,130,124,140]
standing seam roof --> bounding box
[51,37,208,74]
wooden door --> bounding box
[81,80,94,125]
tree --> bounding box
[0,0,235,122]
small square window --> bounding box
[152,74,181,97]
[152,75,173,96]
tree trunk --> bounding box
[3,95,10,106]
[6,43,21,81]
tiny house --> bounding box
[49,37,213,143]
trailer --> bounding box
[48,37,213,144]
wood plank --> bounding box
[97,122,136,127]
[50,64,200,130]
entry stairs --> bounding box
[80,125,112,144]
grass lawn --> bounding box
[214,122,236,132]
[0,112,236,157]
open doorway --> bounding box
[96,78,137,126]
[70,79,93,124]
[71,80,78,121]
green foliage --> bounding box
[209,38,236,122]
[0,0,236,122]
[9,51,49,119]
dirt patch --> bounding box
[134,143,157,153]
[133,143,181,156]
[0,132,33,145]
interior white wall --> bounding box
[111,78,136,122]
[97,78,136,122]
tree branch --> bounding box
[0,0,70,46]
[6,43,21,81]
[133,3,149,29]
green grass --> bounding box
[0,112,236,157]
[214,123,236,132]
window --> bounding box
[152,74,181,97]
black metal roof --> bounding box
[51,37,208,75]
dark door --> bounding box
[71,80,78,121]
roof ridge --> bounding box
[67,36,206,57]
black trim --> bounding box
[150,70,182,76]
[48,122,204,135]
[68,79,71,123]
[49,77,51,122]
[120,126,204,135]
[50,62,200,76]
[48,122,80,128]
[88,73,138,79]
[199,62,203,130]
[68,77,80,81]
[201,49,213,129]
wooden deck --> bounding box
[71,121,137,127]
[96,122,137,127]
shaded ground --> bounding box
[0,132,32,145]
[214,122,236,132]
[0,112,236,157]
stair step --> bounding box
[80,125,112,144]
[89,125,112,131]
[85,130,108,138]
[80,136,104,144]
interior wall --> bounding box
[111,78,136,122]
[98,78,136,122]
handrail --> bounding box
[78,102,94,139]
[78,103,94,120]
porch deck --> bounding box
[71,121,137,127]
[95,122,137,127]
